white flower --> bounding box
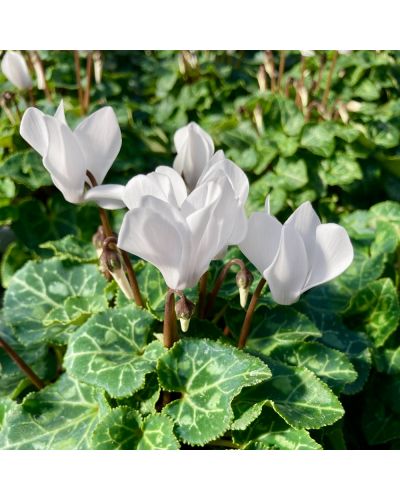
[1,51,33,90]
[240,199,354,305]
[20,101,121,203]
[118,177,240,290]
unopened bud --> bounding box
[92,225,106,257]
[264,51,275,80]
[337,101,349,124]
[175,295,195,333]
[257,65,267,92]
[253,104,264,135]
[100,244,122,273]
[236,269,254,308]
[346,100,362,113]
[93,51,103,84]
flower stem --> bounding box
[163,289,177,348]
[0,337,44,390]
[197,272,208,319]
[86,170,144,308]
[205,259,247,318]
[322,50,338,109]
[237,277,266,349]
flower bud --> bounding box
[236,269,254,308]
[101,243,134,300]
[92,225,106,258]
[175,295,195,332]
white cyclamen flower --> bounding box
[1,51,33,90]
[20,101,121,203]
[118,177,240,290]
[240,199,354,305]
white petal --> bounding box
[84,184,126,209]
[239,212,282,274]
[173,122,214,191]
[1,51,32,90]
[20,107,48,157]
[198,158,249,206]
[228,206,248,245]
[265,195,271,214]
[285,201,320,261]
[118,198,191,290]
[264,224,309,305]
[123,172,174,210]
[302,223,354,293]
[42,116,86,204]
[74,106,122,185]
[155,166,188,206]
[54,100,68,125]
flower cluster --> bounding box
[19,102,354,315]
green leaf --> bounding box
[346,278,400,348]
[274,157,308,191]
[91,407,179,450]
[43,295,108,327]
[40,235,97,263]
[229,306,321,355]
[64,305,165,398]
[3,258,107,346]
[370,221,399,256]
[157,338,271,445]
[301,123,336,157]
[0,374,109,449]
[320,154,362,186]
[374,348,400,375]
[0,320,53,397]
[0,241,33,288]
[0,151,52,190]
[278,98,305,136]
[259,359,344,429]
[12,197,78,251]
[270,342,357,392]
[233,407,322,450]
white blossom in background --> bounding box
[20,101,121,203]
[1,51,33,90]
[118,177,241,290]
[240,199,354,305]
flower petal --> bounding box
[84,184,126,209]
[20,107,48,157]
[54,100,68,125]
[74,106,122,185]
[264,224,309,305]
[302,223,354,293]
[173,122,214,191]
[42,116,86,204]
[198,157,249,206]
[118,197,191,290]
[239,212,282,274]
[123,171,178,210]
[1,51,32,90]
[155,166,188,207]
[285,201,320,261]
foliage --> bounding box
[0,50,399,449]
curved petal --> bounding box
[198,158,249,206]
[42,116,86,204]
[54,100,68,125]
[74,106,122,185]
[155,166,188,207]
[123,172,175,210]
[228,206,248,245]
[20,107,48,157]
[239,212,282,274]
[1,51,32,90]
[84,184,126,209]
[302,223,354,293]
[173,122,215,191]
[285,201,320,262]
[264,224,309,305]
[118,197,191,290]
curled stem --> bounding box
[0,337,44,390]
[205,259,247,318]
[86,170,144,308]
[322,50,338,109]
[237,277,266,349]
